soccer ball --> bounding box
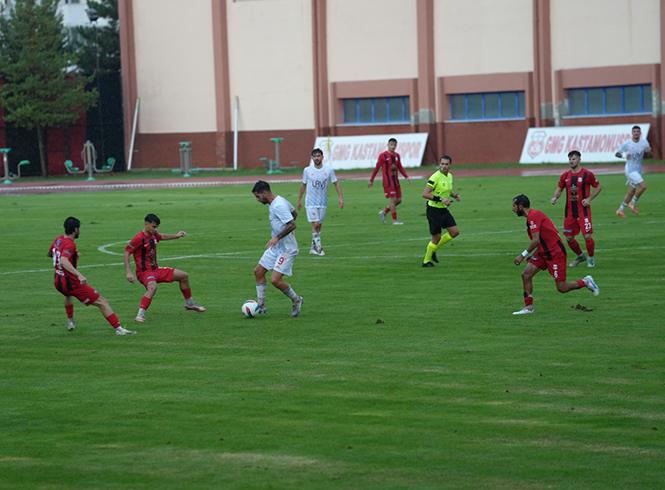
[242,300,260,318]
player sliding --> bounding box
[123,213,206,323]
[48,217,135,335]
[511,194,599,315]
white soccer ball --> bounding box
[242,300,260,318]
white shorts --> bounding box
[258,247,298,276]
[625,170,644,188]
[306,206,327,223]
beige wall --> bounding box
[436,0,534,77]
[133,0,217,133]
[227,0,314,131]
[327,0,418,82]
[551,0,660,70]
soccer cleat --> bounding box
[134,315,147,323]
[616,209,626,218]
[258,307,266,315]
[291,296,304,317]
[422,261,435,268]
[392,221,404,225]
[67,321,75,332]
[569,254,587,267]
[628,203,639,215]
[185,303,206,312]
[583,275,599,296]
[309,248,318,255]
[431,252,439,263]
[115,326,137,335]
[379,210,387,224]
[512,306,534,315]
[316,248,326,256]
[587,257,595,267]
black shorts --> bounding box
[426,205,457,236]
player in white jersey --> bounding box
[297,148,344,256]
[615,125,652,217]
[252,180,304,317]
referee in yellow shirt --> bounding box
[422,155,461,267]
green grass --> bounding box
[1,173,664,489]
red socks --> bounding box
[585,238,595,257]
[568,239,583,256]
[140,296,152,310]
[106,313,121,329]
[181,288,192,300]
[65,304,74,319]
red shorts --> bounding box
[54,274,100,306]
[137,267,175,288]
[528,253,567,282]
[563,216,593,236]
[384,186,401,199]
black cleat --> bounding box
[422,262,435,268]
[431,252,439,263]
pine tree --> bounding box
[0,0,98,177]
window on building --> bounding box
[568,84,652,116]
[343,96,410,124]
[450,91,525,120]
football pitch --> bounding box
[1,172,664,489]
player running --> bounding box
[512,194,599,315]
[550,150,602,268]
[615,125,652,217]
[48,217,135,335]
[123,213,206,323]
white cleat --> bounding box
[379,210,387,224]
[512,307,534,315]
[569,254,587,267]
[67,322,76,332]
[392,220,404,225]
[583,275,599,296]
[291,296,304,317]
[115,326,137,335]
[134,315,147,323]
[309,248,318,255]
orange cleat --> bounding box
[616,210,626,218]
[628,203,639,215]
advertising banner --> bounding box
[311,133,429,170]
[519,123,650,164]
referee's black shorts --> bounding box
[426,205,457,236]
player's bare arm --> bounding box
[582,183,603,207]
[514,232,539,266]
[423,186,452,206]
[297,183,307,210]
[123,251,136,283]
[551,187,562,204]
[60,256,87,285]
[161,231,187,241]
[334,181,344,209]
[266,220,297,249]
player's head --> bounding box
[388,138,397,144]
[387,138,398,152]
[252,180,271,204]
[568,150,581,167]
[512,194,530,217]
[311,148,324,166]
[63,216,81,236]
[631,125,641,140]
[311,148,323,157]
[144,213,160,225]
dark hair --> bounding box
[513,194,530,208]
[64,216,80,235]
[311,148,323,156]
[144,213,160,225]
[440,154,452,163]
[388,138,397,144]
[632,125,641,131]
[568,150,581,158]
[252,180,270,194]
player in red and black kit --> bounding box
[123,213,206,323]
[368,138,411,225]
[511,195,599,315]
[551,150,602,268]
[48,217,135,335]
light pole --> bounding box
[86,8,106,169]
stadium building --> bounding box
[120,0,663,167]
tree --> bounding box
[0,0,98,177]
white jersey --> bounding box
[618,138,650,175]
[269,196,298,254]
[302,164,338,208]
